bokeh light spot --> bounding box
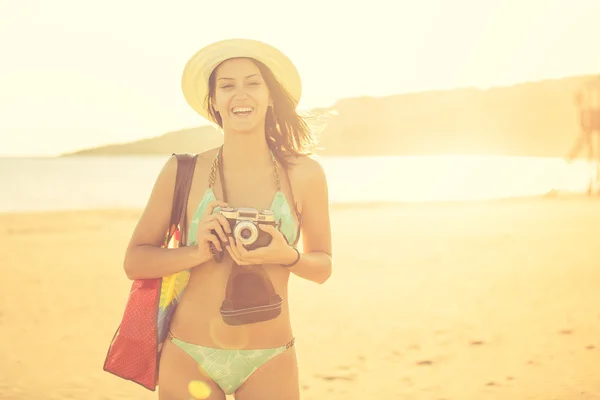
[188,379,211,399]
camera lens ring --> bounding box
[233,220,258,246]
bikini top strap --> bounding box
[208,148,219,189]
[271,151,282,192]
[207,146,226,202]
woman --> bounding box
[123,39,332,399]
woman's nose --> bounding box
[234,85,249,98]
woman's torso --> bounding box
[169,148,300,349]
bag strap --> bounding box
[168,153,198,246]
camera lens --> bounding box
[234,221,258,245]
[240,228,252,239]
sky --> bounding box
[1,0,600,157]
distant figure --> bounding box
[566,75,600,194]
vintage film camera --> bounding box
[220,206,277,250]
[217,206,282,325]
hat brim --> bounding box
[181,38,302,122]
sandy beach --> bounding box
[1,196,599,400]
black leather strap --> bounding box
[217,146,228,203]
[169,153,198,246]
[214,145,302,245]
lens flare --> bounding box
[188,379,211,399]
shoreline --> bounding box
[0,189,594,218]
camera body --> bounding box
[220,207,277,250]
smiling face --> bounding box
[209,58,272,134]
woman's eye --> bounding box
[220,84,233,89]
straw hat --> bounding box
[181,38,302,121]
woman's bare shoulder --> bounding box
[286,153,327,184]
[193,146,220,169]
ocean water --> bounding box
[0,155,594,213]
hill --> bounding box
[64,74,598,158]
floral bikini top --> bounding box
[187,146,302,248]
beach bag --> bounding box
[102,153,197,391]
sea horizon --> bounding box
[0,154,593,213]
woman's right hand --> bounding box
[195,200,231,258]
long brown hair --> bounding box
[206,58,318,168]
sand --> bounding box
[1,196,599,400]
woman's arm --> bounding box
[286,157,332,284]
[123,155,211,280]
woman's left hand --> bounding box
[225,224,297,266]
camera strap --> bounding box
[211,145,302,245]
[214,144,282,204]
[216,145,229,203]
[212,146,285,325]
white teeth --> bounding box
[232,107,253,114]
